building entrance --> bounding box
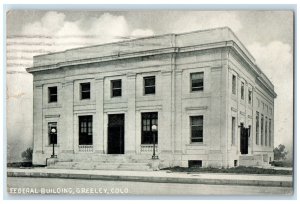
[107,114,125,154]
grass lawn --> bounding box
[270,160,293,167]
[162,166,292,175]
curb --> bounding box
[7,171,292,187]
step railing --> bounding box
[140,144,158,154]
[78,145,93,153]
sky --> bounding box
[6,10,294,162]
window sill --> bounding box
[141,144,158,146]
[190,90,204,93]
[44,103,61,109]
[46,145,59,147]
[143,93,156,96]
[187,143,204,146]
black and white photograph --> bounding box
[5,7,295,198]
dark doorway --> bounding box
[240,124,249,155]
[108,114,125,154]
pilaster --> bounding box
[95,77,104,153]
[160,70,172,154]
[61,80,74,153]
[174,70,183,154]
[33,83,43,154]
[126,73,136,154]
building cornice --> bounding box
[26,41,235,73]
[26,39,276,97]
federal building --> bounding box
[26,27,277,169]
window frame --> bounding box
[261,114,264,145]
[232,75,237,95]
[241,82,245,100]
[248,89,252,105]
[143,76,156,95]
[80,82,91,100]
[190,72,204,92]
[256,111,260,145]
[190,115,204,143]
[48,122,57,145]
[141,112,158,144]
[231,116,236,145]
[78,115,93,145]
[269,119,272,147]
[265,116,268,146]
[48,86,58,103]
[111,79,122,97]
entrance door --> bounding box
[240,125,249,155]
[108,114,124,154]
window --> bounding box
[234,160,238,167]
[111,79,122,97]
[269,119,272,146]
[79,116,93,145]
[232,75,236,94]
[256,112,260,145]
[231,117,236,145]
[190,116,203,143]
[248,89,252,104]
[261,114,264,145]
[241,82,244,100]
[141,112,158,144]
[80,83,90,99]
[48,86,57,103]
[191,72,204,92]
[48,122,57,145]
[265,117,268,146]
[144,76,155,95]
[188,160,202,168]
[248,125,251,146]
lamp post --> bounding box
[151,124,158,159]
[50,127,57,158]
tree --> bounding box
[273,144,288,160]
[21,148,33,161]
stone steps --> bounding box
[48,161,153,171]
[239,154,272,168]
[72,154,153,163]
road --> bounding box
[7,177,293,196]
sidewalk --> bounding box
[7,167,293,187]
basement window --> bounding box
[234,160,238,167]
[188,160,202,168]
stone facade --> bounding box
[26,27,276,168]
